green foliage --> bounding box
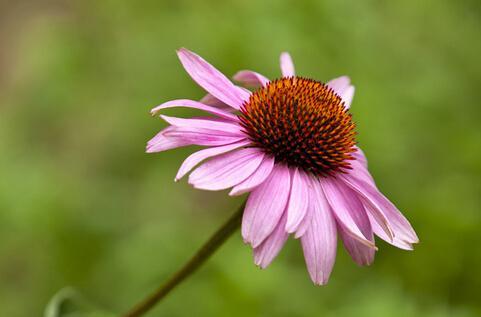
[0,0,480,316]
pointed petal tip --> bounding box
[284,226,296,235]
[253,256,266,269]
[404,244,414,251]
[411,232,420,244]
[285,221,302,235]
[311,275,329,286]
[242,231,265,248]
[250,239,263,249]
[176,47,188,55]
[228,188,241,196]
[176,47,194,61]
[254,261,268,270]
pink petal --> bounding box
[177,48,250,109]
[339,161,395,241]
[146,127,191,153]
[293,175,319,239]
[188,148,264,190]
[233,70,270,88]
[300,180,337,285]
[285,169,310,233]
[160,115,244,136]
[320,177,377,249]
[280,52,295,77]
[242,165,291,248]
[367,212,413,250]
[338,224,375,266]
[294,209,312,239]
[341,159,418,245]
[341,86,355,108]
[175,140,251,181]
[199,94,234,112]
[363,191,419,244]
[150,99,237,121]
[342,159,419,248]
[253,211,289,269]
[229,155,275,196]
[327,76,355,108]
[163,129,246,147]
[327,182,376,266]
[353,146,368,169]
[327,76,350,94]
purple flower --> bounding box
[147,48,418,285]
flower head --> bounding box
[148,48,418,285]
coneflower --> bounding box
[147,48,418,285]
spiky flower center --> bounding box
[239,77,357,177]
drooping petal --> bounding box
[320,177,377,249]
[175,140,251,181]
[253,211,289,269]
[327,181,376,266]
[233,70,270,88]
[294,208,312,239]
[340,160,418,245]
[300,180,337,285]
[280,52,295,77]
[292,174,319,239]
[229,155,275,196]
[188,148,264,191]
[364,191,419,244]
[160,115,244,136]
[177,48,250,109]
[367,212,413,250]
[285,169,310,233]
[327,76,355,108]
[242,165,291,248]
[338,224,375,266]
[150,99,237,121]
[339,161,395,241]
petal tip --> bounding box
[284,223,297,235]
[176,47,188,54]
[228,189,239,196]
[232,71,243,81]
[311,275,329,286]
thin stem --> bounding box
[121,201,246,317]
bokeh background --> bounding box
[1,0,480,316]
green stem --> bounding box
[121,201,246,317]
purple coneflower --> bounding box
[147,48,418,285]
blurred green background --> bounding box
[1,0,480,316]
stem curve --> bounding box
[121,201,245,317]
